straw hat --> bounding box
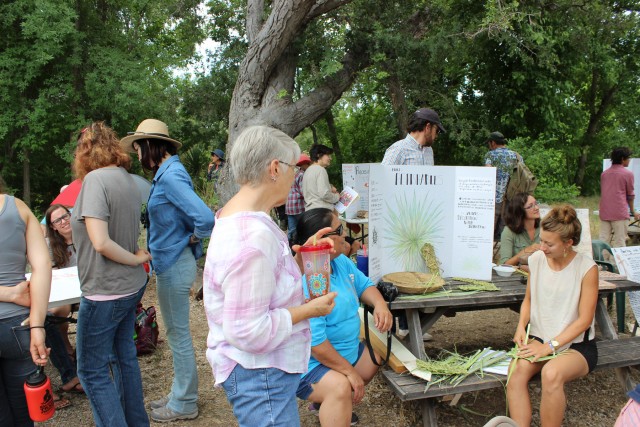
[120,119,182,153]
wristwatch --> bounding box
[548,339,559,355]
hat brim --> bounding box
[436,123,446,133]
[120,133,182,153]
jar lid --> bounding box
[298,242,332,253]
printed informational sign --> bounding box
[611,246,640,321]
[342,164,371,218]
[368,165,496,282]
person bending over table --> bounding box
[507,204,598,427]
[203,126,337,427]
[295,208,393,427]
[499,192,540,270]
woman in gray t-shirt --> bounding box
[71,122,152,427]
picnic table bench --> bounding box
[380,276,640,427]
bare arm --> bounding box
[514,275,532,346]
[359,287,393,332]
[0,280,30,306]
[85,217,151,266]
[16,198,51,365]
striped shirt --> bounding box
[381,134,434,166]
[203,211,311,386]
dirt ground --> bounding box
[41,267,639,427]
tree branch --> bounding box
[246,0,265,44]
[261,48,371,136]
[306,0,353,21]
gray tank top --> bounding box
[0,195,30,319]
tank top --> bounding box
[528,250,596,350]
[0,195,30,319]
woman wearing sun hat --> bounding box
[121,119,214,422]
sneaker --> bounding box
[149,396,169,410]
[308,402,358,425]
[150,406,199,423]
[396,329,409,339]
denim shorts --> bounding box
[296,342,364,400]
[222,364,302,427]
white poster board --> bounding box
[342,164,371,219]
[611,247,640,321]
[603,159,640,211]
[27,266,81,308]
[368,165,496,282]
[539,208,593,259]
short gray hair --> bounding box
[230,126,301,186]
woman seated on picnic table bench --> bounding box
[499,192,541,271]
[507,204,598,427]
[295,208,393,427]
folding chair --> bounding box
[592,239,625,332]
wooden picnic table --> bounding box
[381,273,640,427]
[389,272,640,362]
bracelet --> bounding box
[547,341,555,355]
[29,326,45,330]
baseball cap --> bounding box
[296,154,311,166]
[413,108,446,133]
[485,132,507,144]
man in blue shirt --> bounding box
[485,131,519,241]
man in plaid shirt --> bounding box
[381,108,445,166]
[285,154,312,244]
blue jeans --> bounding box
[77,285,149,427]
[156,247,198,413]
[287,214,302,244]
[45,315,76,385]
[222,364,301,427]
[0,313,36,427]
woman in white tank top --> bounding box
[507,204,599,427]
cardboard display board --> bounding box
[611,247,640,322]
[368,165,496,282]
[342,164,371,218]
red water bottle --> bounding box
[24,366,55,421]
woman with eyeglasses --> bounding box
[500,192,541,270]
[295,208,393,427]
[203,126,337,427]
[43,204,84,395]
[120,118,214,423]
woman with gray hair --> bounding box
[203,126,337,427]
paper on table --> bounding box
[476,348,511,376]
[335,186,359,214]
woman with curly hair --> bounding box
[507,204,598,427]
[71,122,151,427]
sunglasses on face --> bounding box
[324,224,344,237]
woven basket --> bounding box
[382,272,445,294]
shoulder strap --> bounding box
[363,302,395,367]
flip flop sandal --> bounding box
[54,396,71,410]
[60,381,84,394]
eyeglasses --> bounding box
[278,159,295,168]
[52,213,71,226]
[524,201,540,210]
[325,224,344,237]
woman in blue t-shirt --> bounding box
[295,208,393,426]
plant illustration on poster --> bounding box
[384,191,444,272]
